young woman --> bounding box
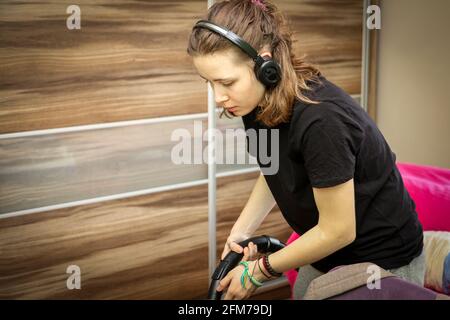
[187,0,424,300]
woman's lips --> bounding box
[227,107,238,113]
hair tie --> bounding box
[251,0,267,11]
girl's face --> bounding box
[192,49,268,117]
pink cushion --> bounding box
[284,231,301,298]
[397,162,450,232]
[284,161,450,296]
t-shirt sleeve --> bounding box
[297,107,364,188]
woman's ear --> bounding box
[259,51,272,59]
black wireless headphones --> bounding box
[193,20,282,88]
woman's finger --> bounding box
[217,273,232,292]
[222,241,244,260]
[252,243,258,259]
[221,246,230,260]
[225,287,243,300]
[245,242,255,260]
[242,247,249,261]
[249,242,255,258]
[230,242,243,254]
[224,290,234,300]
[245,244,251,261]
[224,285,238,300]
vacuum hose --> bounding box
[207,235,285,300]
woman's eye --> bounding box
[222,82,234,87]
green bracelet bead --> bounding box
[239,261,263,288]
[239,261,249,289]
[248,274,263,287]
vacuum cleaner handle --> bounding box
[207,235,285,300]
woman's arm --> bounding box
[254,178,357,279]
[216,178,357,299]
[229,172,276,236]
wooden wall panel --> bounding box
[0,185,209,299]
[216,171,293,263]
[279,0,363,94]
[0,0,207,134]
[0,0,363,134]
[0,119,209,214]
[251,283,291,300]
[0,172,291,300]
[0,0,364,301]
[217,172,293,299]
[0,114,258,216]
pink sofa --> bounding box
[284,162,450,297]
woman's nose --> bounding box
[215,93,229,105]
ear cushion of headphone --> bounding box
[255,57,281,88]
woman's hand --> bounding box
[221,233,252,260]
[216,242,267,300]
[216,261,258,300]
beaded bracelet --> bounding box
[262,254,282,277]
[257,257,272,279]
[239,261,263,288]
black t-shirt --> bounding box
[242,74,423,273]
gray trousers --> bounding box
[293,250,426,300]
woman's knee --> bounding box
[389,250,426,287]
[292,265,324,300]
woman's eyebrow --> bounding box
[199,75,234,81]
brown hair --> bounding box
[187,0,322,127]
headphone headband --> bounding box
[192,19,281,88]
[193,20,260,63]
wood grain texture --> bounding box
[0,119,209,214]
[216,171,293,264]
[278,0,363,94]
[250,282,291,300]
[0,0,363,301]
[0,0,207,134]
[0,172,292,299]
[0,0,362,133]
[0,115,256,215]
[0,183,209,299]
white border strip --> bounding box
[0,179,207,219]
[217,166,259,178]
[0,112,210,139]
[207,82,217,280]
[361,0,370,111]
[0,96,362,141]
[0,167,261,220]
[207,0,217,281]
